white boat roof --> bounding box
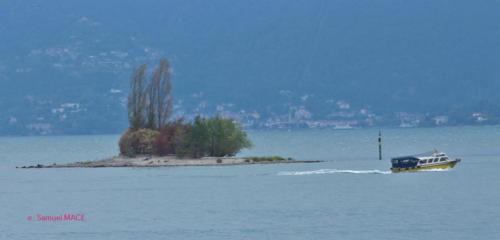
[392,150,447,160]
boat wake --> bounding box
[278,169,391,176]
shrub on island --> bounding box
[119,128,160,156]
[119,117,252,158]
[153,120,191,156]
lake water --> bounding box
[1,126,499,239]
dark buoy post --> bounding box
[378,130,382,160]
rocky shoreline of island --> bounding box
[17,155,321,168]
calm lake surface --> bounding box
[1,126,499,239]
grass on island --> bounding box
[243,156,293,162]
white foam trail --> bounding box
[278,169,391,176]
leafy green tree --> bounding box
[187,116,210,158]
[206,116,252,157]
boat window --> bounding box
[419,160,427,164]
[434,158,439,163]
[440,158,446,162]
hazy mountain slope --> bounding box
[1,0,499,134]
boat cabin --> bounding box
[391,156,419,169]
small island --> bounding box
[20,59,319,168]
[20,156,319,168]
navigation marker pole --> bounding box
[378,130,382,160]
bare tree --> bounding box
[150,58,173,129]
[127,64,147,130]
[145,74,157,129]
